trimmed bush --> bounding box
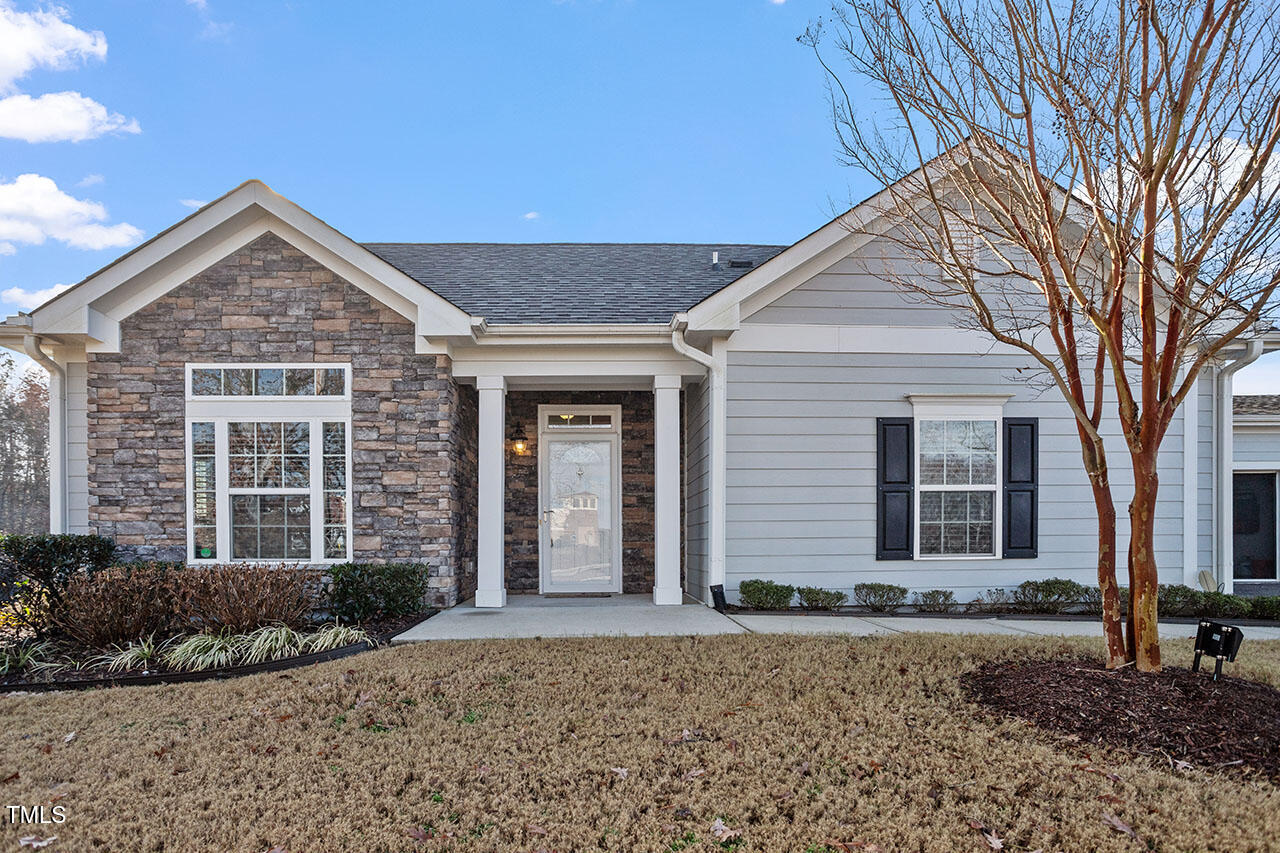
[968,588,1014,613]
[179,564,316,633]
[1011,578,1087,613]
[50,563,185,647]
[0,534,116,637]
[796,586,848,611]
[1157,584,1204,617]
[1198,591,1251,620]
[853,582,908,612]
[325,563,431,623]
[1080,586,1130,616]
[1248,596,1280,622]
[737,579,795,610]
[913,589,956,613]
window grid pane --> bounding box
[323,421,348,559]
[918,417,998,557]
[231,494,311,560]
[191,422,216,559]
[189,366,346,397]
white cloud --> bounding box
[0,2,107,94]
[0,241,14,255]
[769,0,786,4]
[185,0,208,10]
[522,211,540,220]
[179,198,208,209]
[77,173,103,187]
[1,282,69,310]
[183,0,232,40]
[0,91,139,142]
[0,173,142,251]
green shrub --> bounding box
[0,534,116,637]
[1011,578,1088,613]
[913,589,956,613]
[1248,596,1280,622]
[325,563,431,623]
[737,579,795,610]
[796,586,848,611]
[50,563,186,647]
[1157,584,1204,617]
[1199,591,1251,620]
[853,583,908,612]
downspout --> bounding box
[671,322,727,601]
[1216,337,1264,594]
[23,333,67,534]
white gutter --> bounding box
[1216,337,1264,593]
[671,318,726,600]
[22,331,67,534]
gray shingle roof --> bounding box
[1236,395,1280,416]
[361,243,787,324]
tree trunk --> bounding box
[1127,452,1163,672]
[1090,473,1127,668]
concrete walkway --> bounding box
[392,596,1280,643]
[391,594,746,642]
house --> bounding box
[0,178,1275,608]
[1232,396,1280,595]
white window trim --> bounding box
[186,366,352,564]
[185,362,352,402]
[908,395,1010,561]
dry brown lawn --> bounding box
[1,633,1278,852]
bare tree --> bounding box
[0,354,49,534]
[805,0,1280,670]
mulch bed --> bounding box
[964,657,1280,779]
[0,610,436,691]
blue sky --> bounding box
[1,0,1277,391]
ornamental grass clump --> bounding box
[302,623,372,653]
[88,634,172,673]
[164,632,250,672]
[852,582,908,612]
[796,587,848,611]
[242,624,304,665]
[737,579,795,610]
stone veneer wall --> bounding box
[450,383,479,602]
[504,390,682,594]
[86,232,470,607]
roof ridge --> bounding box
[360,241,788,248]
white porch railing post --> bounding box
[476,376,507,607]
[653,375,683,605]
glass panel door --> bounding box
[543,437,618,591]
[1234,473,1277,580]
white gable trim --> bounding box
[24,181,476,352]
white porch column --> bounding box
[476,376,507,607]
[653,375,683,605]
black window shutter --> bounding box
[876,417,913,560]
[1002,417,1038,558]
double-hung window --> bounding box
[910,396,1007,559]
[185,363,352,563]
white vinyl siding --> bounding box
[683,375,712,601]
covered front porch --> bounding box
[453,329,710,608]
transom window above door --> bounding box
[545,412,613,429]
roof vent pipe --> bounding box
[711,251,720,271]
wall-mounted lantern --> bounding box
[508,419,530,456]
[1192,620,1244,681]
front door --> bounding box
[538,405,623,593]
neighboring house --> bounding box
[0,178,1274,608]
[1232,396,1280,596]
